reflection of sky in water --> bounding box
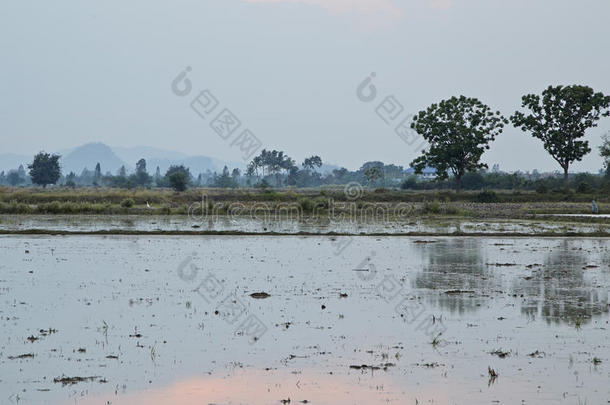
[71,369,447,405]
[1,236,609,404]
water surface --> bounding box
[0,235,608,404]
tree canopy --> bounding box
[133,158,152,187]
[511,85,610,184]
[247,149,296,186]
[302,156,322,171]
[410,96,507,191]
[165,165,191,192]
[28,152,61,188]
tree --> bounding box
[17,165,26,180]
[28,152,61,188]
[93,163,102,186]
[154,166,162,184]
[7,170,23,186]
[133,158,152,187]
[214,166,238,188]
[302,156,322,171]
[248,149,295,187]
[511,85,610,185]
[231,168,241,186]
[363,166,382,185]
[65,171,77,188]
[165,165,190,192]
[410,96,507,191]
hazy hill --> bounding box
[60,143,127,174]
[0,143,333,176]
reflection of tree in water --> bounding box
[412,239,496,314]
[513,240,609,325]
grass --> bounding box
[0,186,608,217]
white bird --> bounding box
[146,201,151,209]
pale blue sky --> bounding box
[1,0,609,172]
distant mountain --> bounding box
[0,143,332,177]
[112,146,189,165]
[147,156,217,174]
[60,143,127,175]
[112,146,244,174]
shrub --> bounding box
[576,182,593,194]
[313,196,330,209]
[536,184,548,194]
[299,198,315,212]
[40,201,62,214]
[475,190,498,203]
[423,200,441,214]
[401,176,418,190]
[121,198,135,208]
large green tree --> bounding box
[363,166,383,185]
[511,85,610,185]
[410,96,507,191]
[7,171,23,186]
[247,149,295,187]
[165,165,191,192]
[133,158,152,187]
[302,156,322,171]
[28,152,61,188]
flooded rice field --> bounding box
[1,234,609,404]
[1,214,608,235]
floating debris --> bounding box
[250,292,271,299]
[53,375,106,386]
[444,290,475,294]
[488,367,498,386]
[8,353,34,360]
[490,349,510,358]
[349,363,395,371]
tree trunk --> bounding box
[563,166,569,187]
[455,175,462,192]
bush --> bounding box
[40,201,62,214]
[475,190,498,203]
[536,184,548,194]
[401,176,418,190]
[576,182,593,194]
[299,198,315,212]
[422,200,441,214]
[121,198,135,208]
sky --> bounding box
[1,0,609,172]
